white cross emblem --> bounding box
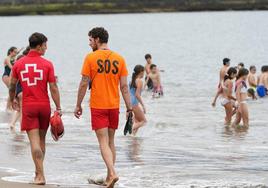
[21,64,43,86]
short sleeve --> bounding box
[81,54,91,78]
[48,63,56,83]
[11,64,18,79]
[120,57,128,77]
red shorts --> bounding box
[21,104,51,131]
[91,108,119,130]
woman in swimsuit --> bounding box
[221,67,237,125]
[232,68,250,128]
[2,47,18,110]
[129,65,147,135]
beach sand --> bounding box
[0,172,55,188]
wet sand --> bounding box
[0,172,54,188]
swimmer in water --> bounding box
[145,64,163,97]
[144,54,154,90]
[221,67,237,126]
[212,58,230,107]
[232,68,250,128]
[129,65,147,135]
[248,65,257,90]
[256,65,268,97]
[247,88,257,100]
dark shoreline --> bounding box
[0,1,268,16]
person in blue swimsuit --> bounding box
[129,65,147,135]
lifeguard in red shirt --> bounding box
[9,32,61,185]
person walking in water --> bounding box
[74,27,132,188]
[248,65,257,89]
[220,67,237,126]
[232,68,250,128]
[9,33,61,185]
[144,54,154,90]
[256,65,268,97]
[145,64,163,97]
[130,65,147,135]
[2,47,19,110]
[212,58,230,107]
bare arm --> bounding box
[120,76,132,111]
[236,84,242,104]
[265,75,268,89]
[5,58,13,69]
[135,79,144,106]
[227,81,236,101]
[76,76,89,106]
[49,82,61,110]
[9,77,18,103]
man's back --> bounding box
[12,50,56,105]
[81,49,128,109]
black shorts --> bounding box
[15,82,22,97]
[145,77,154,90]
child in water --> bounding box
[129,65,147,135]
[232,68,250,128]
[145,64,163,98]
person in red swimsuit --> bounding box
[9,32,61,185]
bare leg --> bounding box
[224,102,233,126]
[232,107,242,127]
[2,76,12,111]
[240,103,249,127]
[95,128,118,188]
[212,89,221,107]
[9,111,20,129]
[132,105,146,135]
[27,129,46,185]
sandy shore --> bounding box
[0,172,55,188]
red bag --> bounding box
[50,111,64,141]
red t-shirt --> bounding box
[12,50,56,105]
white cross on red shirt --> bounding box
[21,64,43,86]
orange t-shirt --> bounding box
[81,49,128,109]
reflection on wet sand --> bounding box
[127,137,144,165]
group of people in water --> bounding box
[1,28,164,187]
[129,54,163,135]
[212,58,268,128]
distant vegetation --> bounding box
[0,0,268,16]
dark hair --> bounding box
[23,46,31,55]
[88,27,109,43]
[237,68,249,80]
[7,47,17,56]
[145,54,152,60]
[247,88,257,100]
[238,62,244,67]
[130,65,144,89]
[150,64,157,70]
[224,67,237,81]
[249,65,256,71]
[261,65,268,73]
[223,58,230,65]
[29,32,48,49]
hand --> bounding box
[211,102,216,107]
[74,105,83,119]
[126,109,133,120]
[11,99,20,111]
[56,108,62,116]
[142,105,146,114]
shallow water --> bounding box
[0,12,268,188]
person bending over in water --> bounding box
[145,64,163,97]
[129,65,147,135]
[144,54,154,90]
[247,88,257,100]
[256,65,268,97]
[248,65,257,90]
[232,68,250,128]
[212,58,230,107]
[221,67,237,126]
